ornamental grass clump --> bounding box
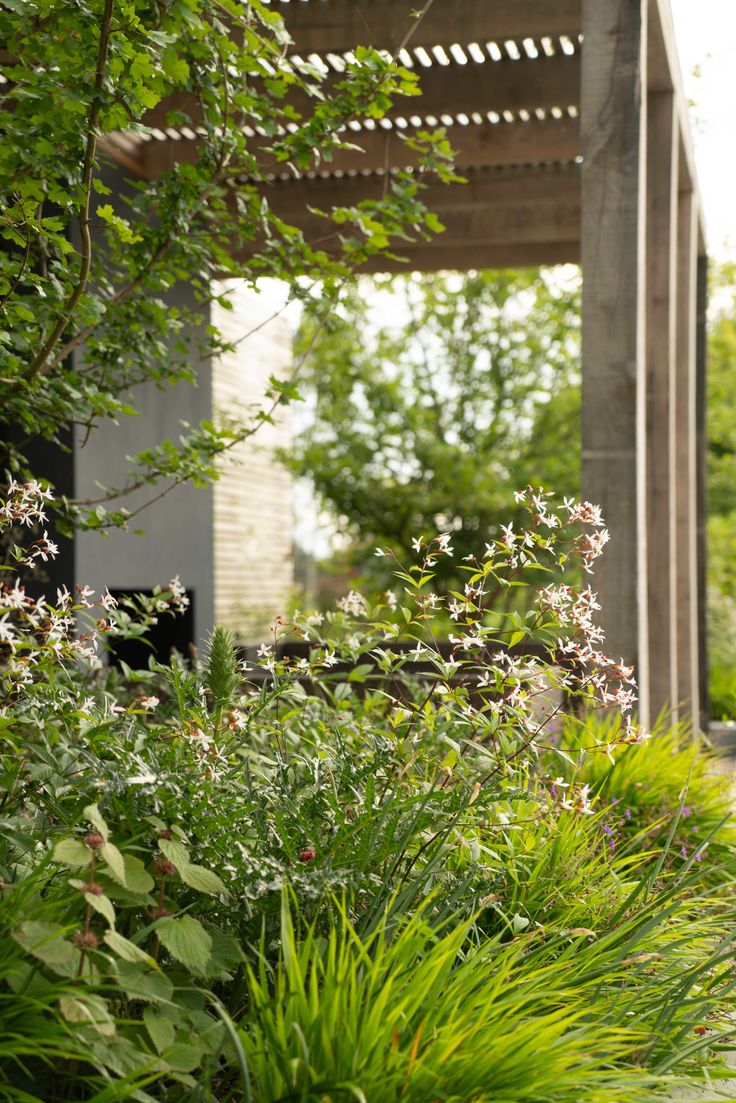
[1,482,736,1101]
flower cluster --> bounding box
[251,487,649,815]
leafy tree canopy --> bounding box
[288,267,581,588]
[0,0,452,533]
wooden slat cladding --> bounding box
[212,286,294,642]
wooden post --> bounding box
[645,90,678,721]
[695,254,709,728]
[673,184,700,723]
[581,0,649,723]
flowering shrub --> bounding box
[1,482,735,1101]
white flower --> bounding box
[337,590,368,617]
[0,615,17,647]
[374,547,387,557]
[411,537,423,553]
[256,643,273,659]
[434,533,454,556]
[101,589,118,611]
[139,696,160,710]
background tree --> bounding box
[705,262,736,716]
[0,0,451,535]
[289,267,581,593]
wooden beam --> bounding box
[280,0,582,54]
[645,90,679,720]
[674,186,700,722]
[648,0,707,247]
[244,199,580,253]
[580,0,649,719]
[141,53,580,131]
[259,161,580,214]
[216,240,579,278]
[137,116,580,181]
[357,241,580,273]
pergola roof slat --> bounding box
[277,0,582,54]
[140,53,580,131]
[137,116,580,180]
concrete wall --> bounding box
[75,280,294,650]
[74,286,215,650]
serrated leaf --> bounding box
[13,921,75,967]
[156,916,212,976]
[103,929,158,968]
[159,837,190,870]
[101,853,155,895]
[144,1007,176,1054]
[84,803,109,838]
[60,994,116,1036]
[100,841,126,884]
[126,854,156,894]
[115,961,172,1003]
[163,1041,204,1073]
[85,892,115,928]
[52,838,93,867]
[179,864,227,896]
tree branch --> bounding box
[24,0,115,384]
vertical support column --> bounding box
[645,91,678,721]
[673,183,700,723]
[695,254,709,728]
[581,0,649,724]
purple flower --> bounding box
[602,824,614,837]
[695,853,703,863]
[624,807,632,821]
[682,805,692,818]
[681,846,688,859]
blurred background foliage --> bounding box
[289,261,736,718]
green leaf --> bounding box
[52,838,93,867]
[59,994,116,1037]
[144,1007,176,1054]
[84,803,109,837]
[103,929,158,968]
[156,916,213,976]
[100,841,126,885]
[117,854,155,895]
[163,1042,204,1073]
[159,837,190,870]
[85,892,116,928]
[348,663,374,684]
[13,921,75,968]
[179,864,227,896]
[115,961,172,1003]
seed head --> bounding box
[299,847,317,863]
[84,833,105,851]
[152,858,177,877]
[72,930,99,949]
[81,881,104,896]
[158,828,174,841]
[151,906,171,920]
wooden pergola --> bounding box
[108,0,708,727]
